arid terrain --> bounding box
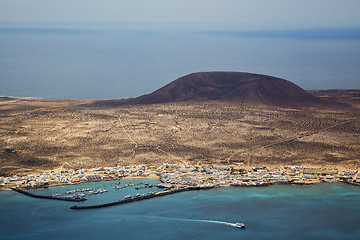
[1,90,359,177]
[1,72,359,176]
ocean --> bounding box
[1,23,360,240]
[0,24,360,100]
[1,179,360,240]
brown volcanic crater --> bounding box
[97,72,335,107]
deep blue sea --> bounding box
[1,179,360,240]
[0,24,360,100]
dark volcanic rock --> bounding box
[132,72,319,105]
[94,72,338,107]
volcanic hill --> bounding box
[95,72,333,107]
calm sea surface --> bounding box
[1,179,360,240]
[0,25,360,100]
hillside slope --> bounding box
[99,72,328,107]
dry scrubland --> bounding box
[0,91,359,177]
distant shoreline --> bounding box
[1,88,359,102]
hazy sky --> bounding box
[1,0,360,29]
[1,0,359,99]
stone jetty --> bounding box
[11,188,87,202]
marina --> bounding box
[113,183,142,190]
[10,177,215,210]
[70,185,213,210]
[53,188,108,199]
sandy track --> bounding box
[0,95,359,176]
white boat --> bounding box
[234,222,245,229]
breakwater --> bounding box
[11,188,87,202]
[70,186,213,210]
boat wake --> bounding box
[154,216,243,229]
[195,219,240,228]
[122,215,245,229]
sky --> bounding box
[1,0,360,30]
[0,0,359,99]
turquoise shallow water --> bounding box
[1,180,360,240]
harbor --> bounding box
[10,178,214,210]
[70,185,213,210]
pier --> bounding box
[11,188,87,202]
[70,185,213,210]
[113,183,142,190]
